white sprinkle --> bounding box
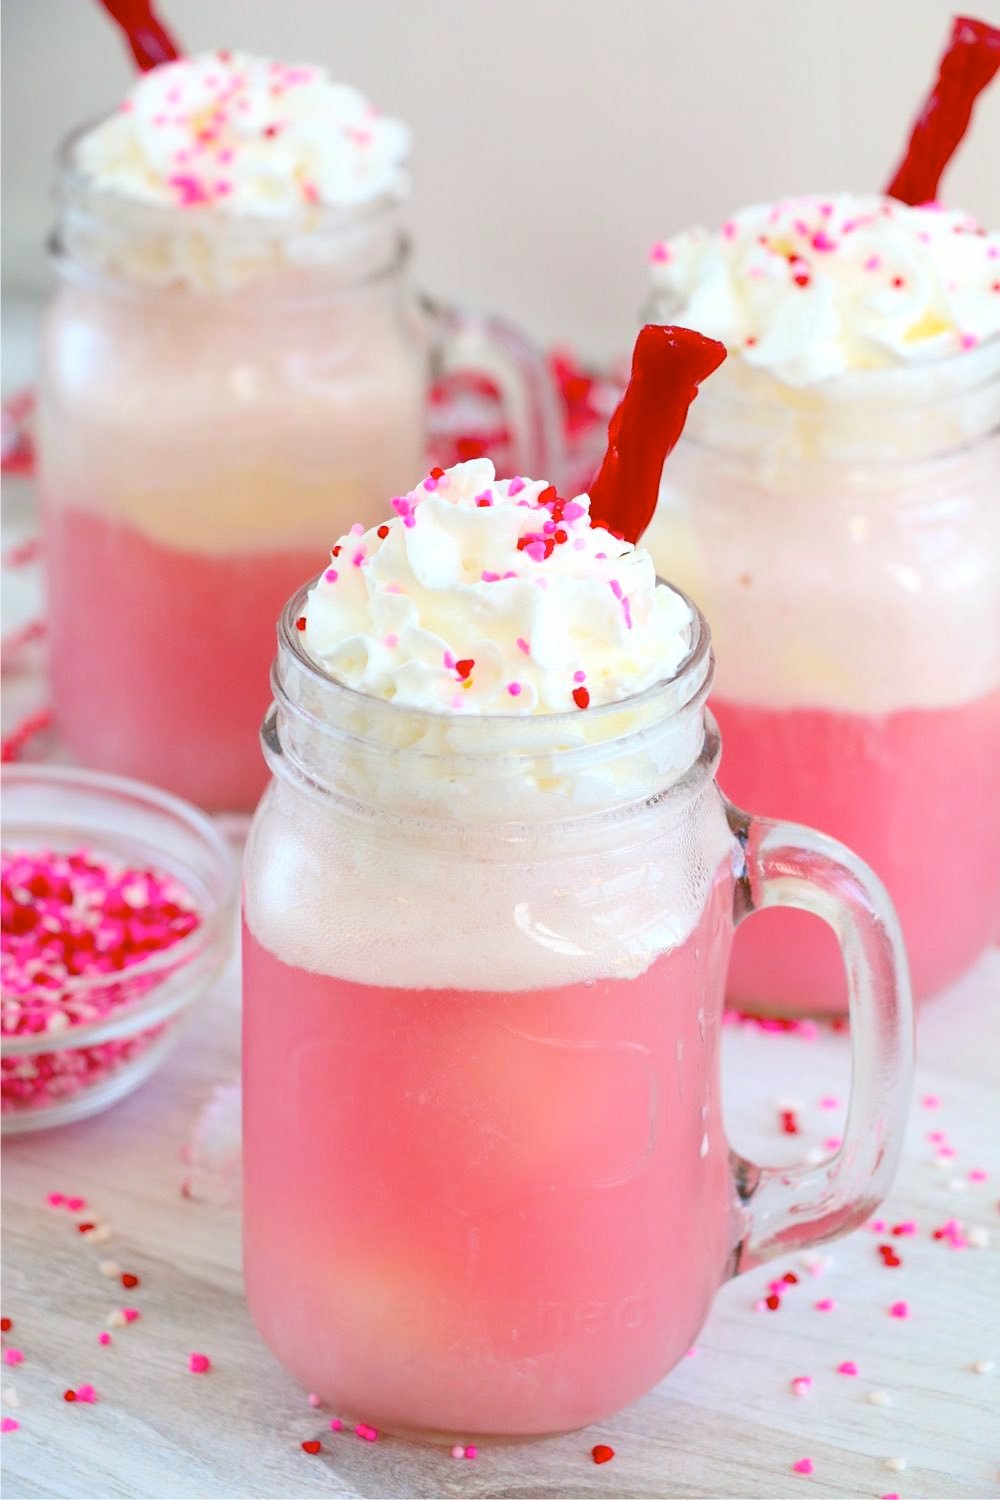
[972,1359,994,1374]
[884,1457,907,1473]
[967,1226,990,1248]
[775,1094,804,1111]
[98,1260,121,1278]
[867,1389,892,1407]
[2,1388,18,1408]
[948,1176,969,1192]
[46,1011,71,1034]
[108,1310,127,1329]
[84,1225,113,1244]
[805,1146,826,1165]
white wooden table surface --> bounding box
[3,318,999,1498]
[3,940,999,1500]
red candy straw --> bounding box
[885,14,1000,205]
[589,325,726,545]
[95,0,181,72]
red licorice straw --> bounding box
[95,0,181,72]
[885,14,1000,205]
[588,324,726,545]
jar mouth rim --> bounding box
[275,573,713,741]
[56,115,409,236]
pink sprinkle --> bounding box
[649,241,671,263]
[307,1393,321,1408]
[819,1096,840,1110]
[890,1301,909,1319]
[793,1458,814,1475]
[0,1418,18,1433]
[451,1445,466,1459]
[837,1361,858,1376]
[573,537,586,550]
[937,1145,956,1159]
[824,1137,842,1152]
[573,671,586,682]
[350,522,365,536]
[324,569,338,583]
[475,490,493,506]
[422,477,438,491]
[516,638,530,655]
[563,501,586,522]
[791,1376,812,1396]
[188,1353,211,1374]
[812,231,837,252]
[481,571,501,583]
[329,1418,343,1431]
[864,254,883,271]
[443,650,456,670]
[464,1445,478,1459]
[3,1351,23,1366]
[526,541,547,563]
[722,220,738,240]
[47,1193,66,1207]
[75,1384,97,1404]
[685,1347,698,1358]
[969,1169,988,1182]
[922,1094,941,1109]
[960,333,979,350]
[66,1197,86,1212]
[815,1299,835,1312]
[609,580,623,600]
[928,1131,947,1144]
[870,1220,887,1233]
[355,1422,378,1442]
[507,682,522,697]
[403,516,416,529]
[98,1333,111,1347]
[122,1309,140,1324]
[383,634,398,649]
[508,477,526,496]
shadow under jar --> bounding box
[645,343,1000,1015]
[38,128,558,811]
[240,586,912,1443]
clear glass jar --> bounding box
[645,343,1000,1014]
[241,585,912,1442]
[38,128,560,811]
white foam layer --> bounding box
[244,771,733,990]
[646,420,1000,714]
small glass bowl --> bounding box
[2,765,237,1133]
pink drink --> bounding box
[717,692,1000,1012]
[44,504,318,810]
[242,868,736,1441]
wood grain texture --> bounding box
[3,944,998,1500]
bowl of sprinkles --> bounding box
[2,765,236,1132]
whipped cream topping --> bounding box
[76,51,409,214]
[648,194,1000,385]
[301,459,694,714]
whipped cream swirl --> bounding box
[76,51,409,213]
[301,459,694,714]
[649,194,1000,385]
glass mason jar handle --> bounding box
[423,296,565,482]
[726,806,914,1272]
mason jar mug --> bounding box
[38,132,560,809]
[645,345,1000,1014]
[240,587,913,1442]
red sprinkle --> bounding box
[0,1318,10,1332]
[592,1445,615,1464]
[295,616,307,631]
[376,525,390,539]
[121,1273,139,1289]
[301,1440,322,1454]
[765,1293,781,1311]
[572,686,591,710]
[63,1389,77,1402]
[455,659,475,681]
